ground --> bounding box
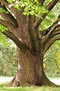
[0,77,60,85]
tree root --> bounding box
[8,76,20,87]
[8,72,60,87]
[40,72,60,87]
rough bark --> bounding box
[9,47,58,87]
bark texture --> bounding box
[9,48,58,87]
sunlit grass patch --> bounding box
[0,83,60,91]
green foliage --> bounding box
[0,8,6,13]
[55,41,60,68]
[0,33,10,46]
[0,25,8,32]
[0,39,60,77]
[55,50,60,68]
[22,1,48,17]
[7,0,48,17]
[44,41,60,77]
[43,0,52,7]
[0,41,18,76]
[39,10,56,31]
[39,1,60,31]
[0,7,9,14]
[7,0,15,4]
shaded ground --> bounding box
[0,77,60,85]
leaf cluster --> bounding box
[7,0,48,17]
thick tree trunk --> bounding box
[8,8,59,87]
[0,0,59,87]
[9,48,57,87]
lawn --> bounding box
[0,83,60,91]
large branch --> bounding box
[0,19,16,31]
[0,0,24,28]
[0,0,18,19]
[34,0,59,30]
[42,22,60,44]
[2,30,28,52]
[42,15,60,36]
[0,0,15,13]
[44,34,60,53]
[28,15,39,52]
[0,12,18,28]
[41,20,58,36]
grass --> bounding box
[0,83,60,91]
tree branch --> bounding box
[0,0,18,19]
[38,0,45,6]
[42,16,60,44]
[28,15,39,52]
[34,0,59,30]
[0,19,16,31]
[2,30,28,53]
[42,22,60,44]
[41,20,58,36]
[52,29,60,36]
[0,12,18,28]
[42,15,60,36]
[44,34,60,53]
[0,1,18,28]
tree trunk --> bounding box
[0,0,59,87]
[9,48,57,87]
[8,9,58,87]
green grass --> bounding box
[0,83,60,91]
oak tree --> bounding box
[0,0,60,86]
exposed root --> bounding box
[8,76,20,87]
[40,72,60,87]
[8,72,60,87]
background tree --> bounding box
[0,0,60,87]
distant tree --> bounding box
[0,0,60,87]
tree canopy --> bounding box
[0,0,60,48]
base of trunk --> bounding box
[8,50,60,87]
[8,72,59,87]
